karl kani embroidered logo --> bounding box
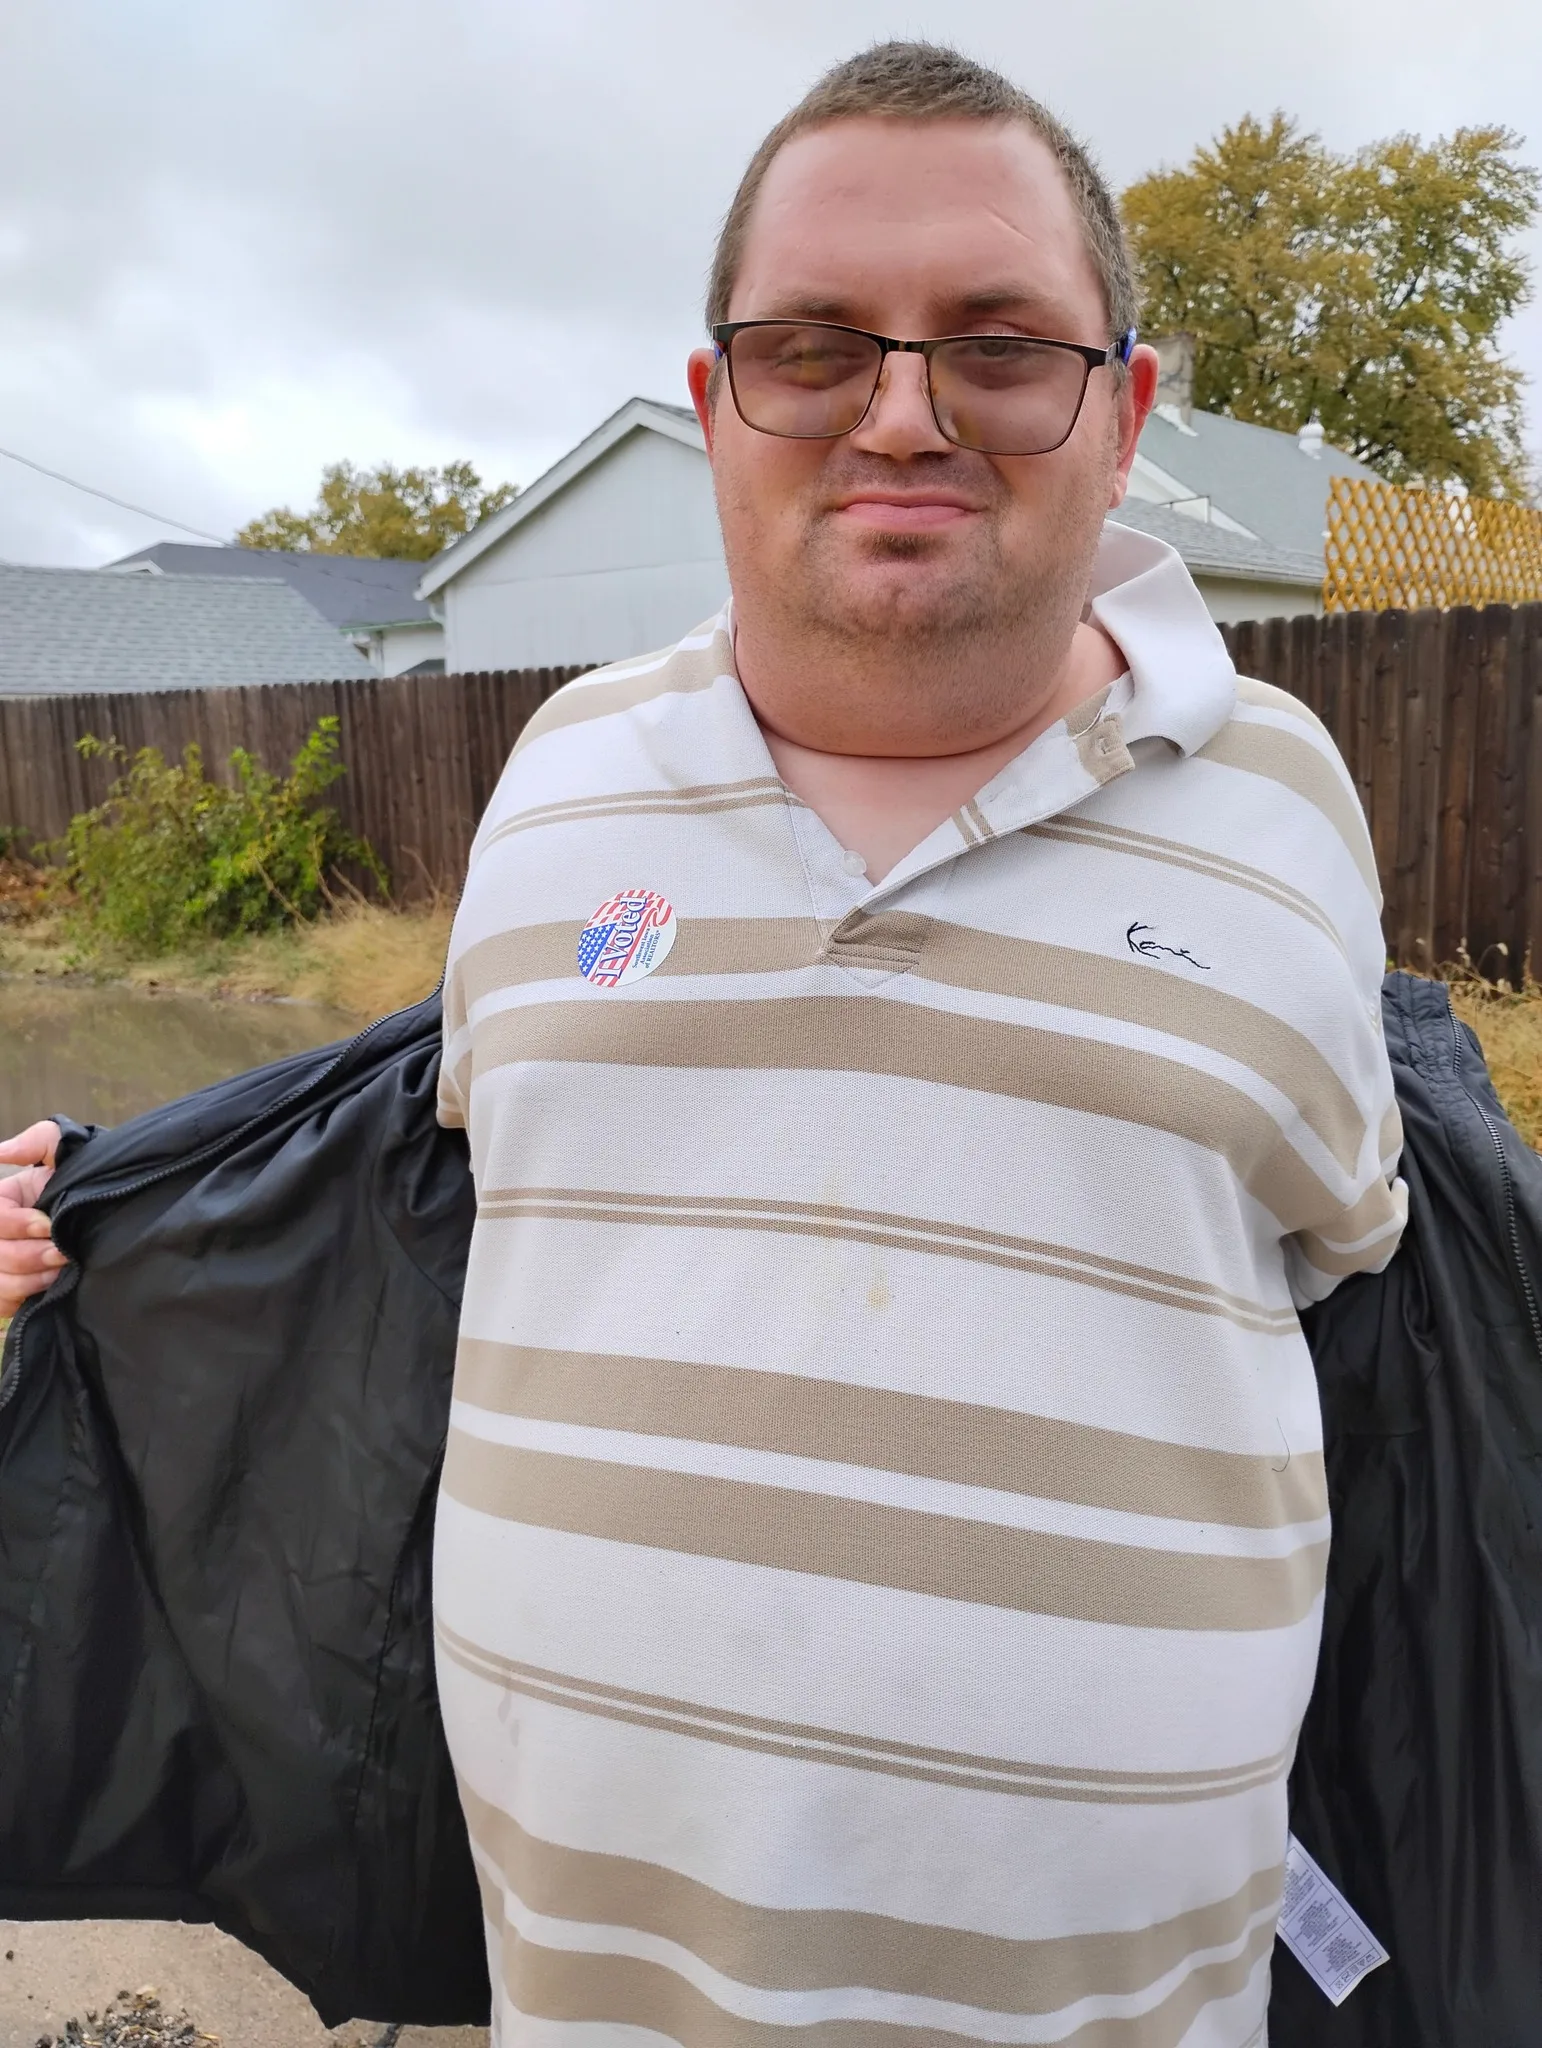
[1127,922,1211,972]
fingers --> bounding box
[0,1125,67,1316]
[0,1121,61,1170]
[0,1164,56,1211]
[0,1207,67,1317]
[0,1262,65,1315]
[0,1203,56,1238]
[0,1209,67,1263]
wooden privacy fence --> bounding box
[1221,604,1542,976]
[0,665,586,904]
[4,607,1542,972]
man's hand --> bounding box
[0,1122,66,1318]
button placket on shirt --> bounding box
[783,705,1139,981]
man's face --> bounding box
[688,117,1155,671]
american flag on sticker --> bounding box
[576,888,677,988]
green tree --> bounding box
[235,459,517,560]
[1123,117,1539,497]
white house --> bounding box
[416,401,725,673]
[419,385,1371,672]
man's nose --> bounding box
[847,351,953,459]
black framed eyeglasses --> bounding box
[711,320,1137,457]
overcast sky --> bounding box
[2,0,1539,566]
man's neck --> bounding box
[749,619,1126,884]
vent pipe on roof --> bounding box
[1298,418,1325,460]
[1151,334,1195,426]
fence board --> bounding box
[1366,608,1406,918]
[8,611,1542,972]
[1467,607,1513,976]
[1393,610,1444,968]
[1495,608,1532,976]
[1523,606,1542,976]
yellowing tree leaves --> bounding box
[1123,118,1539,498]
[236,459,517,560]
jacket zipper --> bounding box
[1444,985,1542,1363]
[0,997,428,1415]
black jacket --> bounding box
[1274,972,1542,2044]
[0,997,486,2027]
[2,974,1540,2039]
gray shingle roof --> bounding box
[1107,499,1323,586]
[0,565,377,696]
[107,542,435,628]
[1135,409,1379,559]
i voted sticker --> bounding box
[577,888,677,988]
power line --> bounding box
[0,441,228,544]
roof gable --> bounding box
[416,397,704,599]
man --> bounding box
[3,41,1403,2048]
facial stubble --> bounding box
[715,422,1120,755]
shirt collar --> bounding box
[706,521,1239,899]
[1086,521,1237,756]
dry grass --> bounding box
[200,900,454,1021]
[0,897,453,1026]
[1446,977,1542,1150]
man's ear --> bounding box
[1108,343,1159,510]
[687,347,719,456]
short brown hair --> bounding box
[705,42,1139,346]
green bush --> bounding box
[53,717,388,954]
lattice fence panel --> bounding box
[1324,473,1542,613]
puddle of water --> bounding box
[0,978,352,1137]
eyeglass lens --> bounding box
[724,324,1093,456]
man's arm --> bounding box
[0,1120,66,1317]
[1285,893,1407,1308]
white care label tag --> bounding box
[1277,1833,1390,2005]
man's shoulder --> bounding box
[1230,672,1337,746]
[461,608,740,877]
[1197,672,1363,824]
[1169,671,1378,910]
[510,612,735,763]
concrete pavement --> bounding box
[0,1920,489,2048]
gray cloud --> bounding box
[1,0,1538,563]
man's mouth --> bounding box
[829,491,982,532]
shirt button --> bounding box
[841,851,868,877]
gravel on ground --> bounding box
[0,1923,488,2048]
[30,1986,218,2047]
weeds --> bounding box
[51,719,387,955]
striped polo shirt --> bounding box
[434,522,1405,2048]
